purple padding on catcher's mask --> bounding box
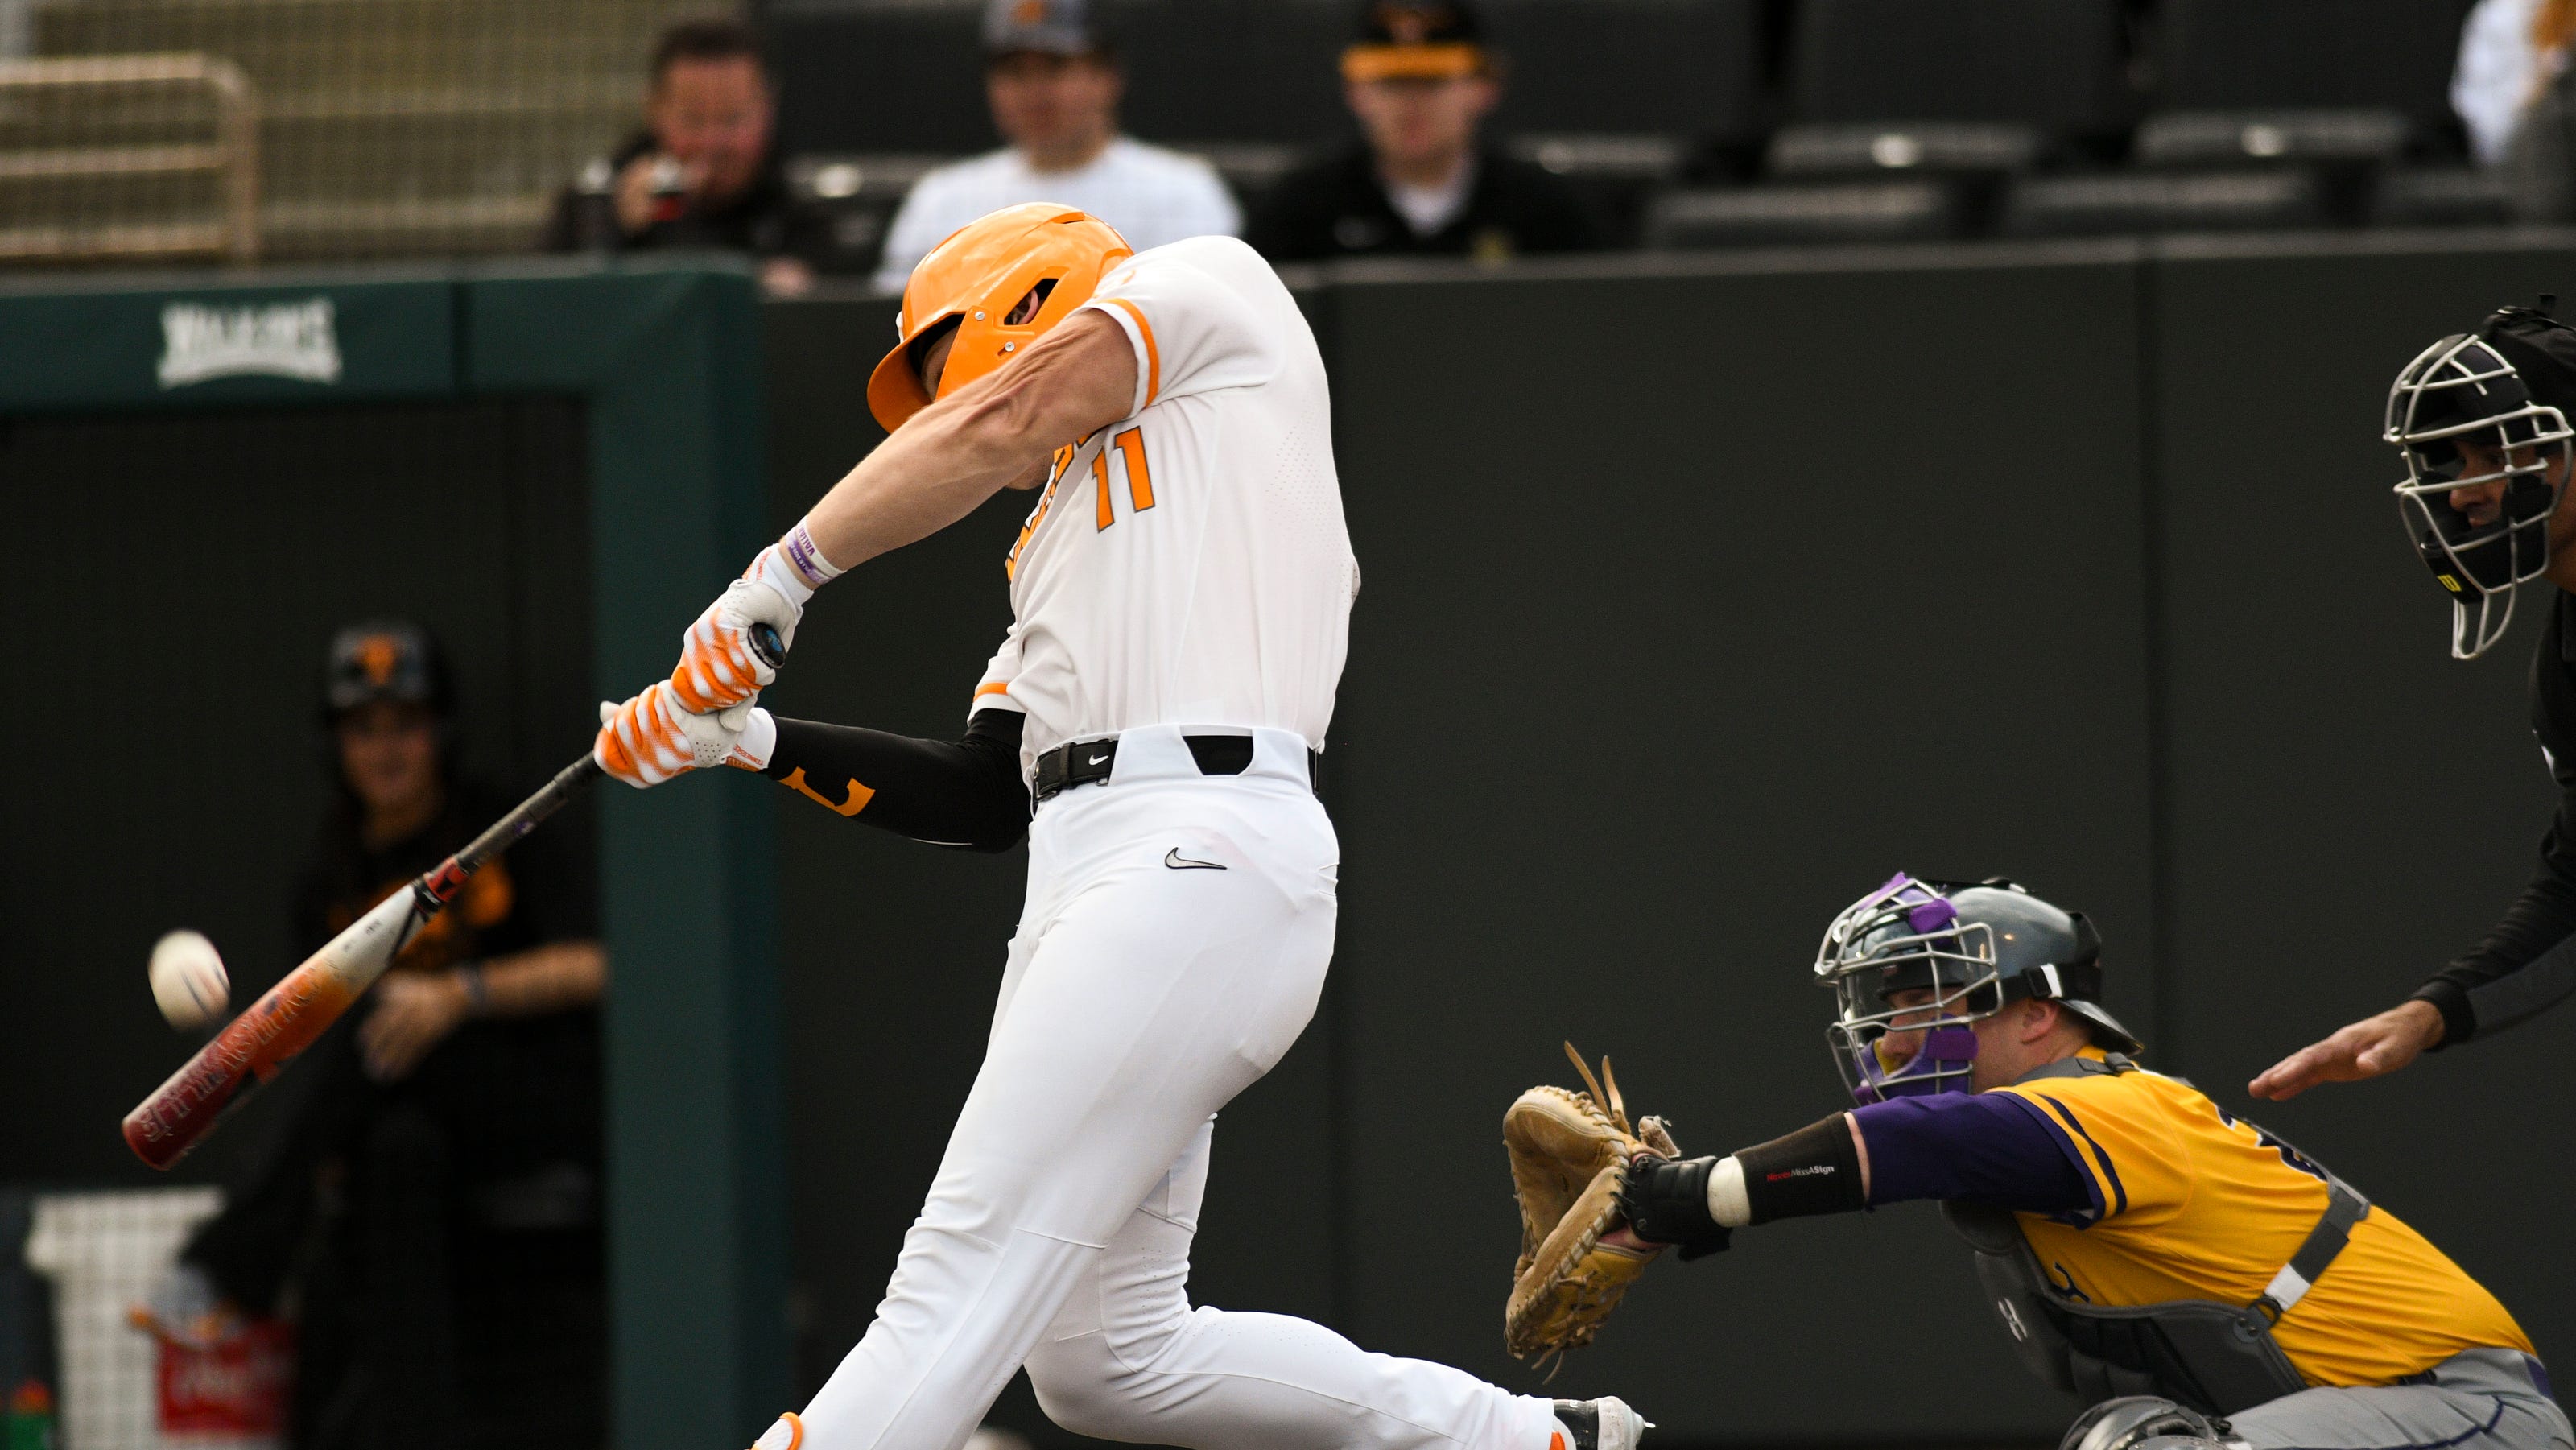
[1860,872,1916,908]
[1852,1024,1979,1104]
[1859,873,1955,932]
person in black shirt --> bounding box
[171,622,609,1450]
[543,17,827,297]
[1246,1,1598,264]
[2255,307,2576,1101]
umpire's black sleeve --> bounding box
[760,708,1029,853]
[2413,603,2576,1045]
[2412,783,2576,1045]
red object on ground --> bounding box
[156,1319,292,1436]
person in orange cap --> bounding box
[1248,0,1598,262]
[591,204,1651,1450]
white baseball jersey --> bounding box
[969,235,1359,773]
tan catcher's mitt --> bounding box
[1502,1043,1679,1365]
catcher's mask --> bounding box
[1816,874,2139,1105]
[866,202,1134,432]
[2387,303,2576,660]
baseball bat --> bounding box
[121,623,786,1169]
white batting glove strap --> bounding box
[729,706,778,771]
[751,1413,803,1450]
[684,698,756,771]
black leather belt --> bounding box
[1032,733,1319,803]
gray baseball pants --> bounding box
[2229,1349,2570,1450]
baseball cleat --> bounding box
[1552,1396,1653,1450]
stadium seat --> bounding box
[1108,0,1350,147]
[786,153,950,277]
[2132,110,2413,168]
[1768,122,2048,180]
[1783,0,2128,132]
[1643,179,1964,249]
[1185,141,1307,217]
[1996,169,2330,237]
[770,1,994,158]
[2369,166,2516,229]
[1484,0,1764,143]
[2150,0,2471,126]
[1505,134,1690,246]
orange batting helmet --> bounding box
[866,203,1135,432]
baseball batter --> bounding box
[592,203,1645,1450]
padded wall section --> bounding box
[0,399,592,1188]
[758,298,1340,1440]
[2148,237,2576,1373]
[1320,256,2155,1440]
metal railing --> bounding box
[0,53,258,265]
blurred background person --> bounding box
[546,15,826,298]
[162,622,609,1450]
[2455,0,2552,168]
[1247,0,1598,263]
[870,0,1240,291]
[2453,0,2576,223]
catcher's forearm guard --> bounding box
[1736,1113,1866,1221]
[1619,1155,1731,1260]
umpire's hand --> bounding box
[2249,998,2445,1101]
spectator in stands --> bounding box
[546,16,825,298]
[2458,0,2576,218]
[2454,0,2562,166]
[1247,1,1598,263]
[871,0,1241,291]
[156,623,610,1450]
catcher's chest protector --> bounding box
[1941,1058,2368,1418]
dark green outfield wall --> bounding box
[761,233,2576,1444]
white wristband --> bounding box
[748,543,815,609]
[1707,1155,1752,1229]
[778,517,844,597]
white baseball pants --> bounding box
[789,726,1560,1450]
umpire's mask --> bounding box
[2388,307,2576,660]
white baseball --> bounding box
[149,930,229,1030]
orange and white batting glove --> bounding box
[593,682,765,788]
[750,1413,803,1450]
[670,533,832,714]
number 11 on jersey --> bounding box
[1093,428,1154,531]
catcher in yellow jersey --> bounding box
[1609,874,2568,1450]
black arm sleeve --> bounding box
[761,708,1029,853]
[1735,1113,1868,1223]
[2412,786,2576,1046]
[2413,599,2576,1047]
